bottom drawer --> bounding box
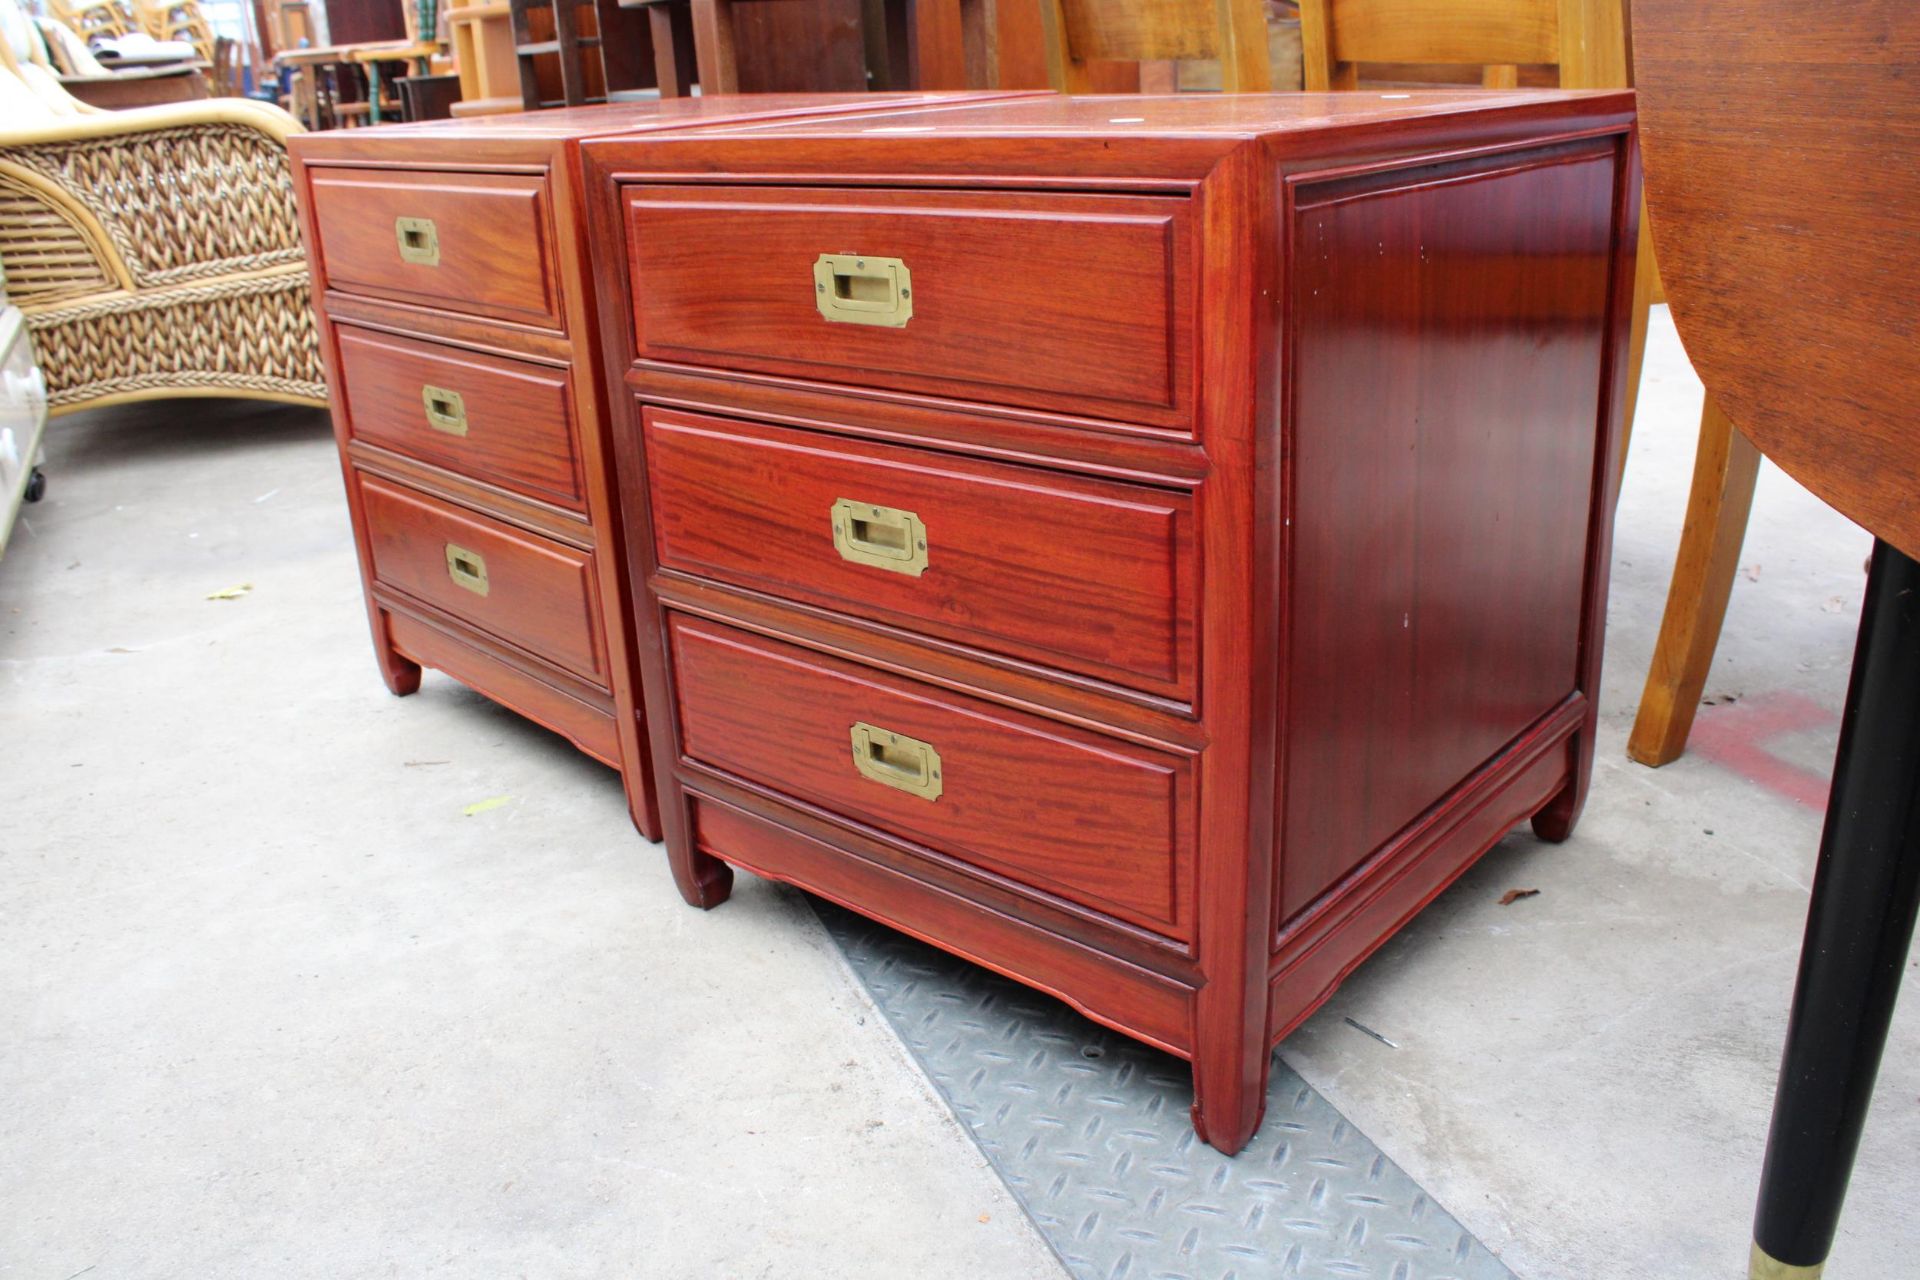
[359,473,607,687]
[667,614,1195,941]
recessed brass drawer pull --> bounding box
[849,722,943,801]
[395,216,440,266]
[444,542,489,596]
[421,384,467,436]
[830,498,928,576]
[813,253,912,327]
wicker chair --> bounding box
[0,0,325,416]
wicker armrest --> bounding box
[0,97,302,147]
[0,100,306,302]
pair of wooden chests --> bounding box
[291,88,1639,1153]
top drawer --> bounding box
[624,186,1195,431]
[308,168,563,330]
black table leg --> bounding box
[1750,538,1920,1279]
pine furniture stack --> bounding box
[292,88,1639,1153]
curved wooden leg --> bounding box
[670,843,733,909]
[624,782,663,845]
[1190,1041,1270,1157]
[1628,397,1762,767]
[374,625,422,696]
[1531,736,1592,843]
[1190,952,1272,1155]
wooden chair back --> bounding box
[1300,0,1628,90]
[1039,0,1272,92]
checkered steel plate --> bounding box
[815,901,1515,1280]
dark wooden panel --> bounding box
[337,326,584,509]
[732,0,869,92]
[1278,145,1618,922]
[360,474,607,685]
[624,185,1194,428]
[644,407,1196,696]
[668,615,1196,938]
[326,0,407,44]
[308,168,562,330]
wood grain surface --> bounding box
[670,615,1196,937]
[1632,0,1920,557]
[360,475,608,686]
[624,184,1195,428]
[577,91,1640,1153]
[307,168,563,331]
[336,326,585,510]
[1280,141,1622,919]
[643,407,1197,697]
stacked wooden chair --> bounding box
[133,0,218,64]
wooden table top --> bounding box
[1633,1,1920,558]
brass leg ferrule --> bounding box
[1750,1241,1825,1280]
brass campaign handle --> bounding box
[849,722,942,801]
[813,254,912,328]
[395,216,440,266]
[444,543,489,596]
[830,498,928,577]
[421,384,467,436]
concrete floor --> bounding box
[1282,313,1918,1279]
[0,401,1059,1277]
[2,309,1914,1278]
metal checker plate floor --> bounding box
[814,900,1515,1280]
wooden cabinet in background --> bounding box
[582,90,1640,1153]
[289,93,1031,845]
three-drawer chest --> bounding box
[288,94,1029,843]
[582,91,1640,1152]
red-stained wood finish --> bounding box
[360,475,608,684]
[671,614,1197,938]
[1280,140,1620,920]
[644,408,1197,697]
[336,327,585,509]
[306,169,565,330]
[289,94,1040,848]
[585,90,1640,1154]
[626,186,1196,428]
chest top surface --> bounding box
[286,92,1044,163]
[580,90,1636,184]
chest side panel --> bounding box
[1278,141,1621,923]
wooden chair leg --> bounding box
[1627,396,1763,767]
[689,0,738,93]
[649,2,697,96]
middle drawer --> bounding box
[337,326,584,510]
[644,408,1197,699]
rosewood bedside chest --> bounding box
[288,94,1031,844]
[583,91,1639,1152]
